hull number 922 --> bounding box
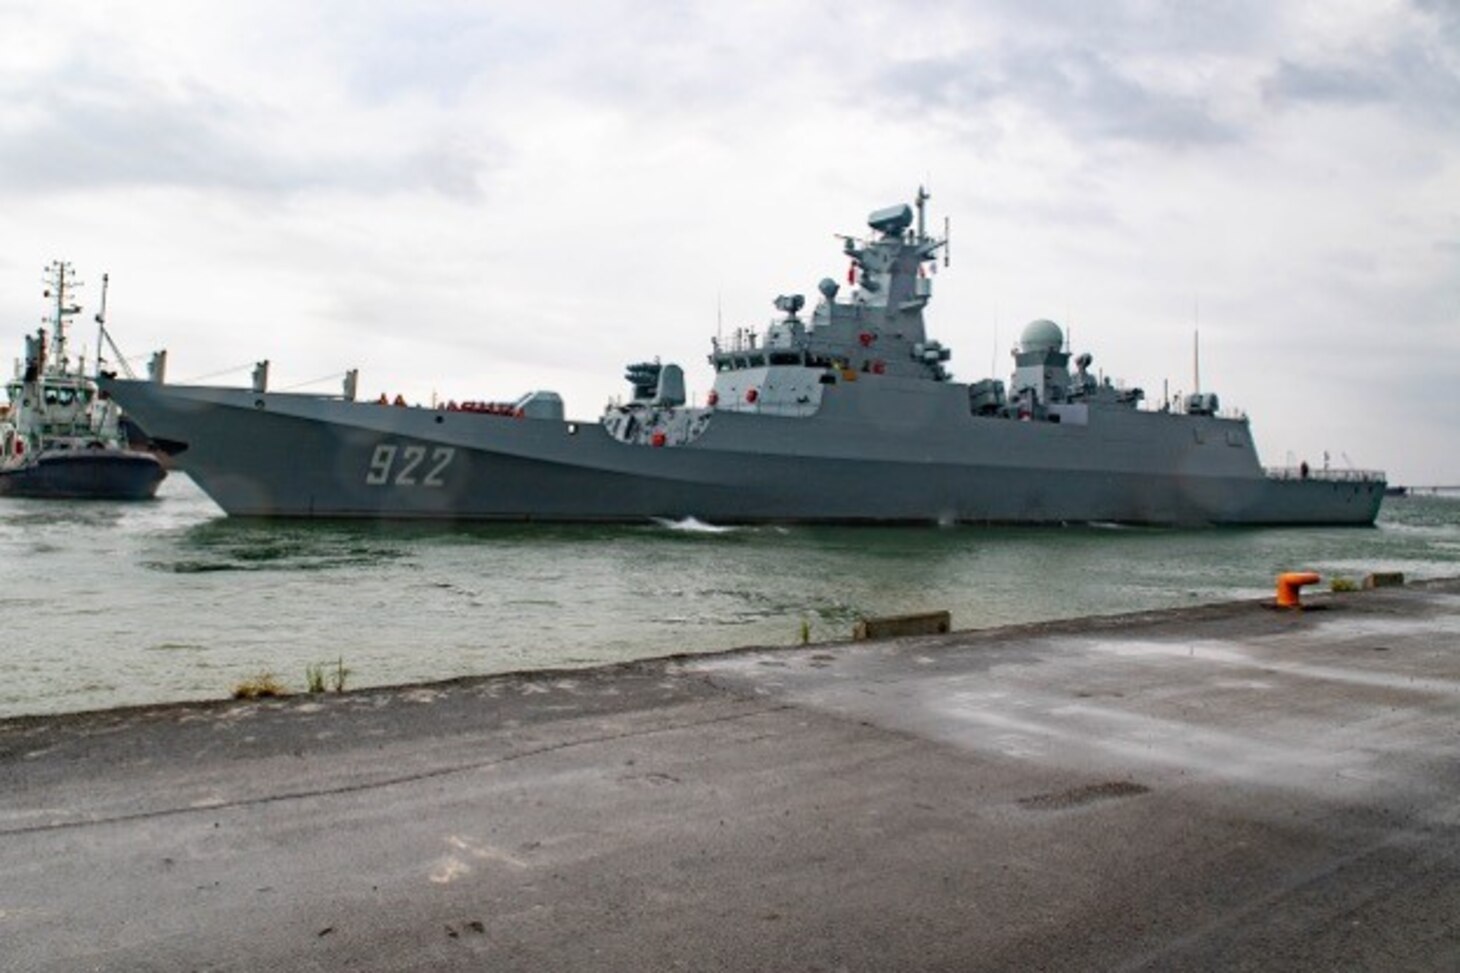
[365,443,456,487]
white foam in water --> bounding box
[652,516,737,534]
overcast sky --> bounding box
[2,0,1456,483]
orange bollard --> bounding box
[1276,571,1322,608]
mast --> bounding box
[1193,328,1201,395]
[94,273,109,378]
[41,260,82,376]
[1193,296,1201,395]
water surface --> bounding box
[3,476,1456,717]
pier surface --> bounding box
[4,580,1459,971]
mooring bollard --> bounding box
[1276,571,1322,608]
[853,611,952,641]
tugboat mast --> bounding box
[42,260,82,375]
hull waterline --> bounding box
[0,449,166,501]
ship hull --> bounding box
[0,448,166,501]
[100,379,1383,526]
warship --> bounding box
[100,190,1383,524]
[1,262,166,501]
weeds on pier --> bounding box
[331,656,350,693]
[305,657,351,694]
[232,672,289,700]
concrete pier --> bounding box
[3,579,1459,971]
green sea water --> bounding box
[3,476,1457,718]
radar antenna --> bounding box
[41,260,82,372]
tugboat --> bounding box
[99,190,1383,525]
[0,261,166,500]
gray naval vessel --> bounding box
[100,190,1383,525]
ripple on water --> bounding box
[2,478,1458,718]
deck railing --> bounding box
[1265,467,1386,483]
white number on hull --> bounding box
[365,444,397,485]
[365,443,456,487]
[422,447,454,487]
[396,445,426,485]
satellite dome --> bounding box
[1020,319,1064,353]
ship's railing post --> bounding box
[1264,466,1385,483]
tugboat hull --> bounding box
[0,449,166,501]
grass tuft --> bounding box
[232,672,289,700]
[305,663,326,693]
[331,656,351,693]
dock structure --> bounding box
[3,580,1460,971]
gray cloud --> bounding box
[0,62,498,200]
[336,7,550,105]
[0,71,280,192]
[1261,4,1460,122]
[1262,61,1389,105]
[1262,50,1460,123]
[879,45,1238,148]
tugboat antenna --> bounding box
[43,260,82,372]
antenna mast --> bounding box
[42,260,82,373]
[1193,295,1201,395]
[1194,329,1201,395]
[95,273,109,378]
[90,271,139,379]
